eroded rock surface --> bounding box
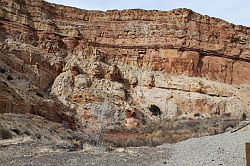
[0,0,250,144]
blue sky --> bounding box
[46,0,250,27]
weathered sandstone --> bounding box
[0,0,249,143]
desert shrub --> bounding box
[35,92,44,98]
[107,136,164,147]
[230,37,246,43]
[105,146,115,151]
[221,112,231,118]
[185,119,200,127]
[214,110,220,115]
[34,133,41,140]
[23,130,31,136]
[230,37,241,43]
[7,75,13,80]
[141,114,147,125]
[226,122,237,129]
[11,128,22,135]
[0,67,6,73]
[148,104,162,116]
[0,128,12,139]
[241,113,247,121]
[194,113,200,117]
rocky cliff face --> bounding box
[0,0,250,143]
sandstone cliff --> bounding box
[0,0,250,143]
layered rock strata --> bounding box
[0,0,249,139]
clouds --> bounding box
[46,0,250,27]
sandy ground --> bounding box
[1,129,250,166]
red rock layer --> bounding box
[1,0,250,84]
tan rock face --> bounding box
[0,0,250,135]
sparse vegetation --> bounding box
[241,113,247,121]
[230,37,246,44]
[148,104,162,116]
[221,112,231,118]
[7,75,13,80]
[0,67,6,73]
[230,37,241,43]
[11,128,22,135]
[104,117,239,147]
[194,113,200,117]
[35,92,44,98]
[0,128,12,139]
